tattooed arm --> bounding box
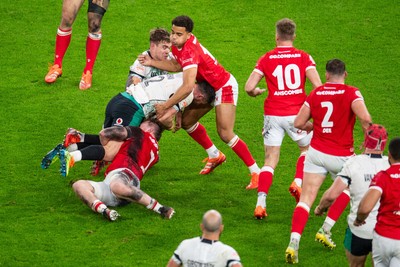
[99,126,132,146]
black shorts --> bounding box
[344,226,372,256]
[103,92,144,128]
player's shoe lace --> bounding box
[254,205,267,220]
[45,64,62,84]
[63,128,83,148]
[315,227,336,249]
[41,143,63,169]
[79,71,92,90]
[90,160,108,176]
[102,209,120,221]
[285,241,299,264]
[199,151,226,175]
[246,172,259,190]
[59,149,75,177]
[289,181,302,203]
[159,206,175,219]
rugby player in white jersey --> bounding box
[125,28,172,88]
[314,124,389,266]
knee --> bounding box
[72,180,85,193]
[88,16,102,33]
[217,128,234,143]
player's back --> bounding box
[106,129,159,180]
[372,164,400,239]
[346,154,389,239]
[176,237,241,267]
[307,82,363,156]
[140,73,183,101]
[256,46,316,116]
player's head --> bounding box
[149,28,171,60]
[363,124,388,152]
[140,119,164,141]
[326,58,346,76]
[170,16,193,48]
[276,18,296,41]
[194,81,215,105]
[172,15,194,33]
[388,137,400,163]
[201,210,223,235]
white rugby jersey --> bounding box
[170,237,241,267]
[338,154,389,239]
[127,50,170,81]
[126,73,194,118]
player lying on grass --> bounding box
[41,120,175,221]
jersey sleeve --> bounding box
[224,245,241,267]
[179,47,199,71]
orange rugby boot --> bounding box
[45,64,62,83]
[254,206,267,219]
[246,172,259,190]
[289,181,302,203]
[199,151,226,175]
[79,70,92,90]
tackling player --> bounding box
[41,121,175,221]
[45,0,110,90]
[139,15,260,185]
[245,18,322,219]
[285,59,372,264]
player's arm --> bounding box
[99,126,133,145]
[294,104,313,132]
[352,100,372,132]
[166,259,181,267]
[138,54,182,72]
[245,71,266,97]
[306,68,322,89]
[354,188,381,226]
[315,177,348,215]
[156,67,197,117]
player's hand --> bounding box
[353,218,366,227]
[138,54,152,66]
[247,87,266,97]
[155,103,168,119]
[314,205,325,216]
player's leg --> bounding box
[286,171,326,264]
[182,104,225,175]
[45,0,84,83]
[254,144,280,219]
[316,155,352,248]
[286,116,312,202]
[109,172,175,219]
[344,228,370,267]
[72,179,119,221]
[79,0,109,90]
[215,103,260,180]
[253,115,284,218]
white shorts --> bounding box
[372,231,400,267]
[88,168,140,207]
[263,115,312,146]
[304,146,353,179]
[214,74,238,106]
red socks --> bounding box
[83,32,102,74]
[54,27,72,67]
